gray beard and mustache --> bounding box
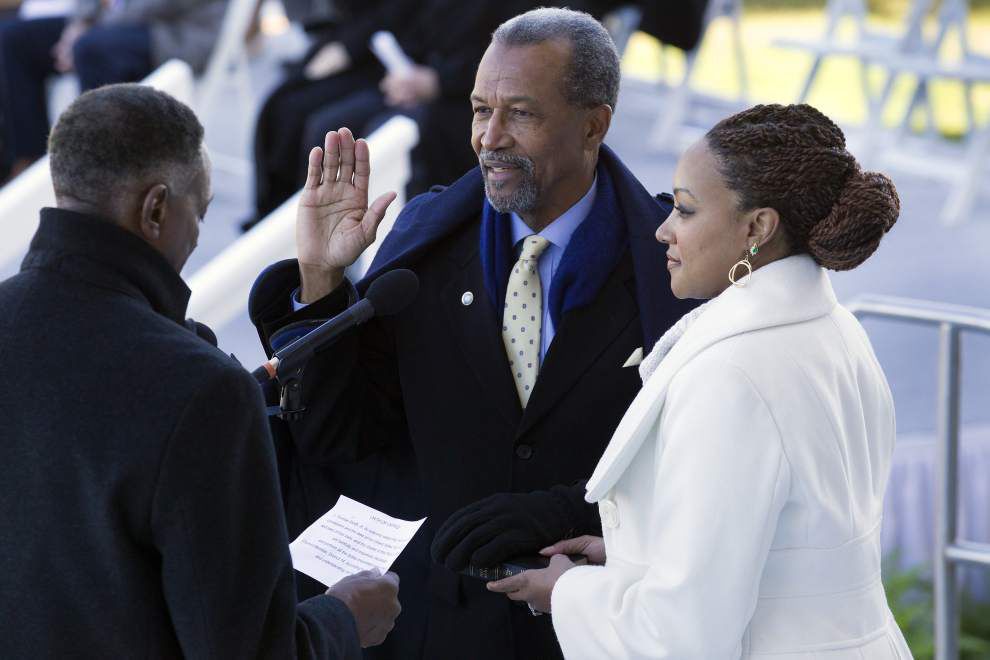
[479,149,539,214]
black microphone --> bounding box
[252,268,419,384]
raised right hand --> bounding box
[296,128,397,302]
[327,569,401,648]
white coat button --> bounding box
[461,291,474,306]
[599,499,619,529]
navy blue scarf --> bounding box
[479,162,629,328]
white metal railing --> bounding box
[185,115,419,329]
[846,294,990,660]
[0,59,195,273]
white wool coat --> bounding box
[551,255,912,659]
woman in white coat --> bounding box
[487,104,913,658]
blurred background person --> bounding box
[0,0,227,181]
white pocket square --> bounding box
[622,347,643,368]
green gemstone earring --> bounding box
[729,244,759,287]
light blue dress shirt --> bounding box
[509,177,596,364]
[292,177,598,366]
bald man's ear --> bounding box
[139,184,169,241]
[585,104,612,148]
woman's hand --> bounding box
[541,535,606,565]
[485,554,578,614]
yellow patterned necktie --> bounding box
[502,235,551,408]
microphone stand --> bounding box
[255,300,375,420]
[273,356,307,421]
[254,352,306,421]
[252,268,419,421]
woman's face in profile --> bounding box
[657,140,750,300]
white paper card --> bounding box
[290,496,426,588]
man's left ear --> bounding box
[139,184,169,241]
[746,207,781,249]
[585,104,612,147]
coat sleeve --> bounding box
[551,360,791,659]
[248,260,406,466]
[150,363,361,660]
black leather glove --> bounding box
[430,481,601,572]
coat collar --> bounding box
[362,144,684,350]
[21,208,191,325]
[584,254,838,502]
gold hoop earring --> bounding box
[728,244,759,287]
[728,258,752,286]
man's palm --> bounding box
[296,128,396,271]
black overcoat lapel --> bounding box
[518,255,638,437]
[440,231,523,430]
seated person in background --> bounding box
[478,104,913,659]
[0,83,400,659]
[0,0,227,179]
[247,0,536,228]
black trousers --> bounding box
[0,17,151,165]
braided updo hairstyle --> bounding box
[705,104,899,271]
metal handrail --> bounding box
[846,294,990,660]
[846,294,990,331]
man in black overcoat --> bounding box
[249,8,696,659]
[0,84,401,659]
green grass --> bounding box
[621,3,990,138]
[883,557,990,659]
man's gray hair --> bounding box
[492,7,620,110]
